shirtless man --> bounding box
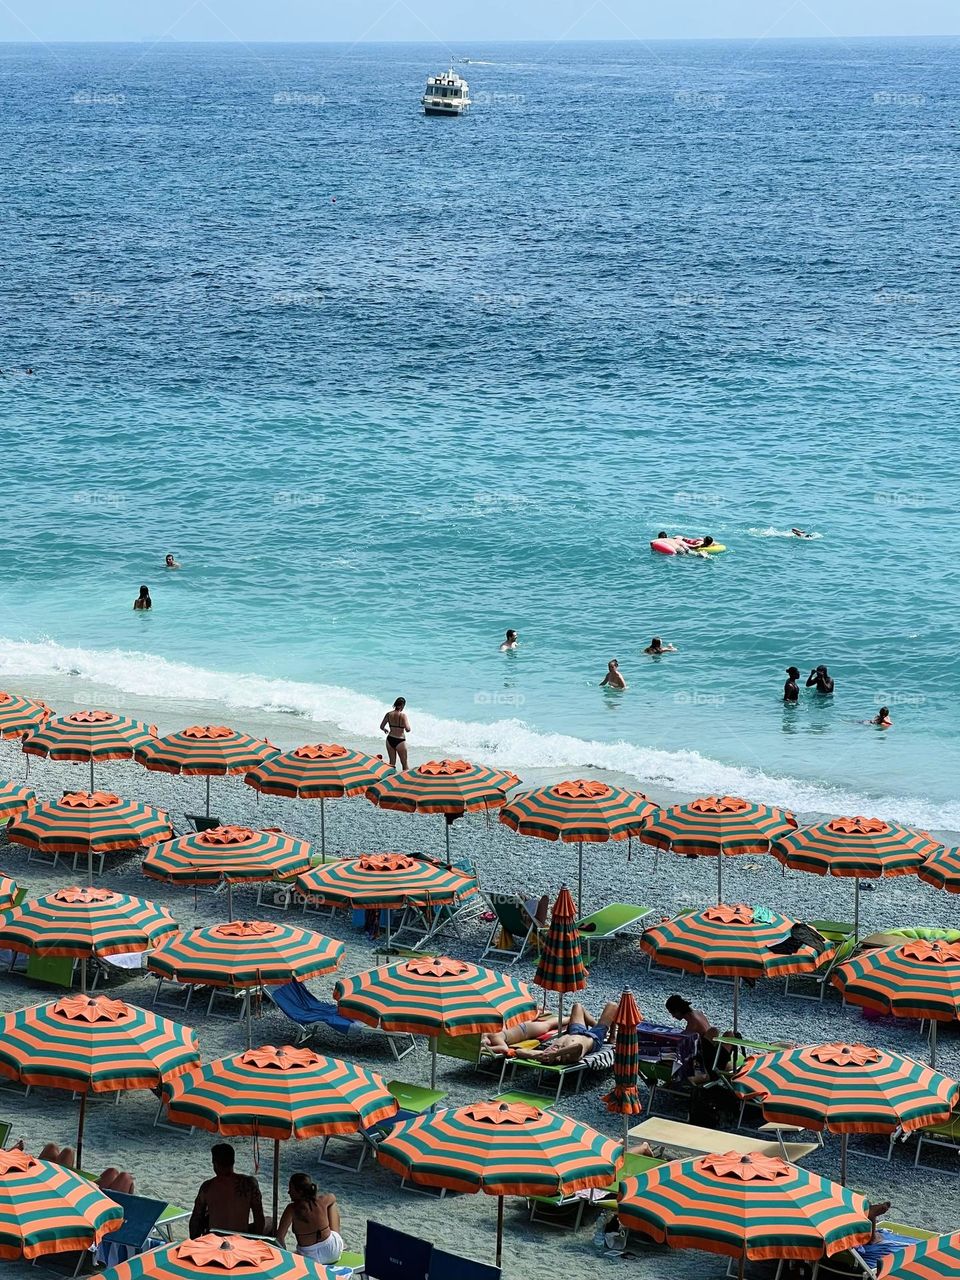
[499,629,519,651]
[482,1012,560,1057]
[644,637,677,654]
[512,1001,618,1066]
[664,994,732,1072]
[189,1143,265,1238]
[600,659,627,689]
[379,697,410,769]
[806,665,835,695]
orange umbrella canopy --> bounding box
[136,725,278,817]
[533,885,587,1002]
[0,691,51,740]
[96,1234,343,1280]
[22,711,156,790]
[6,791,172,856]
[143,826,313,885]
[0,886,177,958]
[0,780,37,823]
[0,1147,122,1261]
[246,742,390,799]
[918,846,960,894]
[297,851,477,911]
[148,920,344,988]
[603,989,645,1134]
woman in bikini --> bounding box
[379,697,410,769]
[277,1173,343,1265]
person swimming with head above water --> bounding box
[133,585,152,611]
[600,659,627,689]
[164,553,181,569]
[806,665,834,695]
[870,706,893,728]
[792,528,815,538]
[499,629,518,651]
[645,637,677,654]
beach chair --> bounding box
[638,1057,693,1119]
[95,1191,167,1269]
[434,1030,508,1087]
[528,1152,663,1232]
[784,934,857,1002]
[186,814,223,832]
[914,1109,960,1169]
[481,895,544,964]
[25,953,76,988]
[811,1221,937,1279]
[429,1249,500,1280]
[268,980,416,1060]
[360,1220,433,1280]
[152,974,195,1011]
[577,904,650,961]
[0,1122,11,1148]
[504,1040,616,1104]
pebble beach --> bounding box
[2,718,959,1279]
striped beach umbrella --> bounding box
[772,816,940,938]
[0,691,51,741]
[639,903,835,1033]
[143,826,313,918]
[500,779,656,913]
[7,790,173,885]
[918,846,960,894]
[22,711,157,790]
[368,758,519,865]
[875,1231,960,1279]
[618,1151,872,1278]
[163,1044,398,1223]
[377,1099,621,1265]
[603,989,644,1150]
[0,994,199,1167]
[334,955,537,1088]
[0,885,177,991]
[732,1042,959,1183]
[832,940,960,1067]
[533,885,587,1027]
[0,1146,123,1261]
[296,851,478,949]
[0,876,19,912]
[0,780,36,823]
[639,796,797,902]
[136,724,279,816]
[246,742,390,858]
[147,920,344,1045]
[97,1234,342,1280]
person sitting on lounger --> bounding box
[277,1173,343,1265]
[665,995,733,1074]
[513,1001,618,1065]
[190,1142,265,1238]
[854,1201,917,1268]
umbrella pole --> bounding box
[627,836,632,864]
[386,909,392,951]
[496,1195,504,1268]
[89,759,94,792]
[558,992,564,1034]
[717,855,723,905]
[320,800,326,863]
[853,879,860,941]
[227,881,234,922]
[80,957,88,995]
[738,1256,745,1280]
[430,1038,438,1091]
[205,775,211,818]
[840,1132,848,1185]
[930,1020,938,1068]
[272,1137,280,1230]
[87,849,94,888]
[577,841,584,917]
[76,1091,87,1171]
[444,818,451,868]
[733,976,740,1036]
[246,989,253,1049]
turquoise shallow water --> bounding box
[1,38,959,827]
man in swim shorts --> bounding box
[513,1001,618,1065]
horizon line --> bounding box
[0,33,957,45]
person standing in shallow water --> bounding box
[600,659,627,689]
[783,666,801,702]
[806,665,834,694]
[380,697,410,769]
[133,585,151,611]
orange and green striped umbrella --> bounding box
[0,876,19,912]
[500,779,656,912]
[918,846,960,894]
[0,886,177,990]
[136,724,279,816]
[733,1042,959,1183]
[245,742,390,857]
[334,955,537,1088]
[0,1146,122,1261]
[98,1234,343,1280]
[368,758,519,865]
[162,1044,398,1223]
[22,710,157,789]
[0,994,199,1167]
[604,988,644,1148]
[639,903,835,1032]
[533,885,587,1026]
[296,852,478,948]
[772,816,940,937]
[618,1151,872,1276]
[0,780,36,823]
[832,940,960,1067]
[876,1231,960,1279]
[6,790,173,885]
[0,691,51,741]
[143,825,313,918]
[377,1099,621,1265]
[639,796,797,902]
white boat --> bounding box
[421,68,470,116]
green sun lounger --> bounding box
[577,904,650,961]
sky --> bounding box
[0,1,957,43]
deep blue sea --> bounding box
[2,38,959,827]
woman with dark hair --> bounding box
[133,585,152,611]
[277,1173,343,1264]
[379,696,410,769]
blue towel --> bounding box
[271,981,354,1033]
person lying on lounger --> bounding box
[508,1001,618,1065]
[481,1013,561,1057]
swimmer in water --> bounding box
[871,706,893,728]
[499,629,518,652]
[806,665,835,695]
[379,697,410,770]
[164,554,181,569]
[783,666,801,703]
[133,585,152,611]
[644,637,677,654]
[656,531,700,557]
[600,659,627,690]
[792,528,814,539]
